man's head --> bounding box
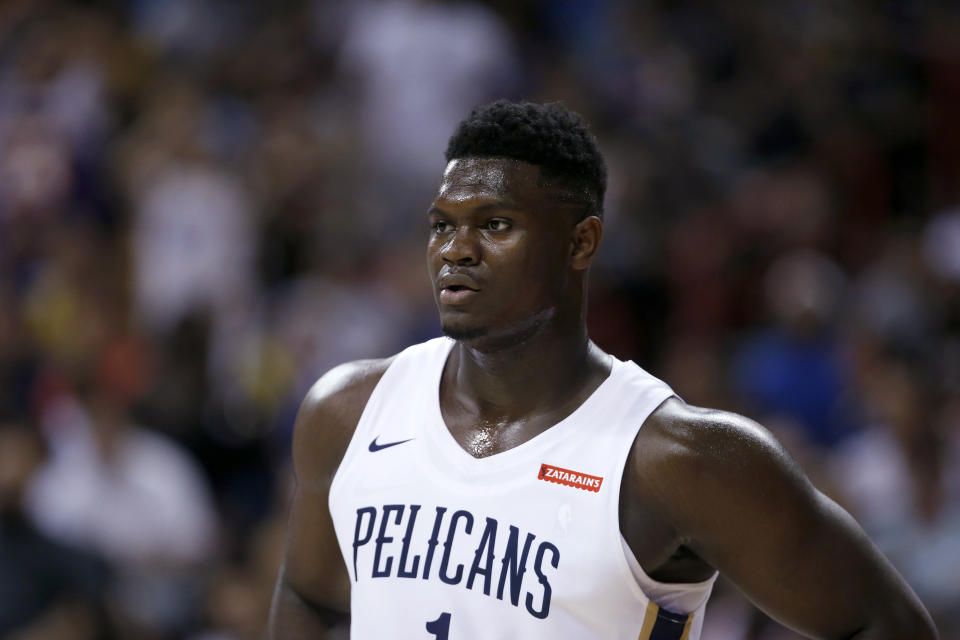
[445,100,607,220]
[427,100,606,349]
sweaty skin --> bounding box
[269,158,938,639]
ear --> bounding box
[570,216,603,270]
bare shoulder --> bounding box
[292,356,396,490]
[629,397,811,520]
[637,397,796,468]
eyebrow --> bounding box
[427,200,521,216]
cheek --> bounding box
[491,240,564,298]
[426,238,443,271]
[531,246,572,300]
[510,231,567,274]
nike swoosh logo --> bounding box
[368,436,415,452]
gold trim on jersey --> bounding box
[638,601,659,638]
[637,601,694,640]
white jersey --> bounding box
[330,338,716,639]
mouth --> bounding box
[437,271,482,302]
[439,283,480,304]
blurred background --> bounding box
[0,0,958,638]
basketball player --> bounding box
[269,101,937,639]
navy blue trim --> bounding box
[648,607,689,640]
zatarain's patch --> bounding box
[538,464,603,493]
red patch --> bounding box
[537,463,603,493]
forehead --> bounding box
[434,157,544,207]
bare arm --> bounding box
[632,399,937,639]
[268,358,393,640]
[269,565,348,640]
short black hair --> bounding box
[445,100,607,219]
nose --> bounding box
[441,226,479,265]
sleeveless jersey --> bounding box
[330,338,716,639]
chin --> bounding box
[441,311,552,351]
[440,321,489,342]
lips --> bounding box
[438,272,481,292]
[438,272,481,304]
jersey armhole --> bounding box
[605,385,717,617]
[329,338,452,507]
[619,533,718,615]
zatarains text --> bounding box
[537,463,603,492]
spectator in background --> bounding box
[732,250,857,451]
[0,416,111,640]
[829,353,960,631]
[339,0,519,210]
[27,382,218,637]
[118,78,256,337]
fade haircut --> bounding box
[445,100,607,220]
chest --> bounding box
[439,388,594,460]
[442,417,561,459]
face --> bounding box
[426,158,583,346]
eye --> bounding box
[484,218,511,231]
[431,220,453,234]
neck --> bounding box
[445,316,605,423]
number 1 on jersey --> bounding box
[426,612,451,639]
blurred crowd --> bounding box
[0,0,958,638]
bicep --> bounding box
[279,370,365,614]
[271,359,397,639]
[693,484,905,636]
[282,479,351,613]
[652,413,928,638]
[269,477,350,640]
